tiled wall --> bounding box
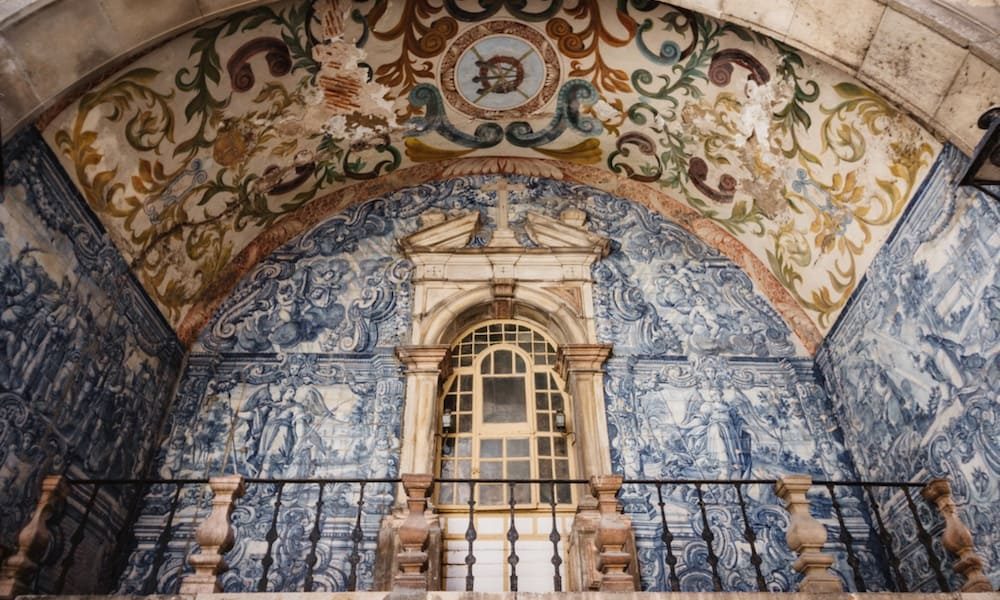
[0,128,183,589]
[818,144,999,590]
[120,176,874,592]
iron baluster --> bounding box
[55,483,100,593]
[506,481,519,592]
[904,486,950,591]
[303,482,325,592]
[142,483,184,595]
[826,483,866,591]
[735,483,767,591]
[694,482,723,592]
[655,483,680,591]
[257,482,285,592]
[864,484,907,591]
[347,481,366,591]
[464,481,477,592]
[548,481,563,592]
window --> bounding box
[437,321,575,507]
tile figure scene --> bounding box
[0,0,996,597]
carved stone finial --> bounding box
[775,475,843,593]
[590,474,635,592]
[0,475,68,600]
[922,478,994,592]
[179,476,245,593]
[393,473,434,591]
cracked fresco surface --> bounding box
[40,0,940,348]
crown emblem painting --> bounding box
[441,21,561,119]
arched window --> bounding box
[435,320,576,591]
[437,320,575,506]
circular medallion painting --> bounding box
[441,21,560,120]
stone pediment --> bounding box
[400,209,608,256]
[400,212,481,252]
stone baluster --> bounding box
[393,473,434,591]
[0,475,68,600]
[922,478,994,592]
[179,476,245,593]
[591,474,635,592]
[775,475,843,592]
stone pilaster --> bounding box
[393,474,434,591]
[775,475,843,593]
[396,345,450,477]
[922,478,994,592]
[556,344,613,479]
[0,476,68,600]
[179,476,245,593]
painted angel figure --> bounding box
[239,378,330,477]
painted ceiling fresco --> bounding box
[39,0,942,348]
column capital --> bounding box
[556,343,612,377]
[395,345,450,373]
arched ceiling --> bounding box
[6,0,994,351]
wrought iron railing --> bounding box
[0,474,992,597]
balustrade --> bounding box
[0,473,992,596]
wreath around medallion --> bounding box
[440,21,561,120]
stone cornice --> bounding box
[395,345,450,374]
[556,344,613,377]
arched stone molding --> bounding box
[394,201,617,482]
[1,0,995,152]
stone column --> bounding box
[0,475,68,600]
[396,345,449,477]
[591,474,635,592]
[922,478,994,592]
[775,475,843,592]
[179,476,245,593]
[557,344,613,479]
[393,474,434,591]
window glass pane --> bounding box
[540,482,553,504]
[480,355,490,374]
[442,437,455,457]
[514,483,531,504]
[457,460,471,478]
[537,437,551,456]
[535,393,548,410]
[555,459,570,478]
[539,460,553,478]
[460,374,472,392]
[481,462,502,478]
[552,393,564,411]
[554,437,567,456]
[507,460,530,479]
[515,355,525,372]
[440,483,454,504]
[494,350,512,374]
[459,414,472,432]
[537,413,550,431]
[457,438,471,457]
[482,377,527,423]
[459,394,472,411]
[456,483,470,504]
[480,439,502,458]
[534,373,548,389]
[443,395,456,412]
[441,460,455,477]
[480,484,503,505]
[507,438,530,457]
[556,483,572,503]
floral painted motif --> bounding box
[41,0,939,341]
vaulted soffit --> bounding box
[5,0,993,351]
